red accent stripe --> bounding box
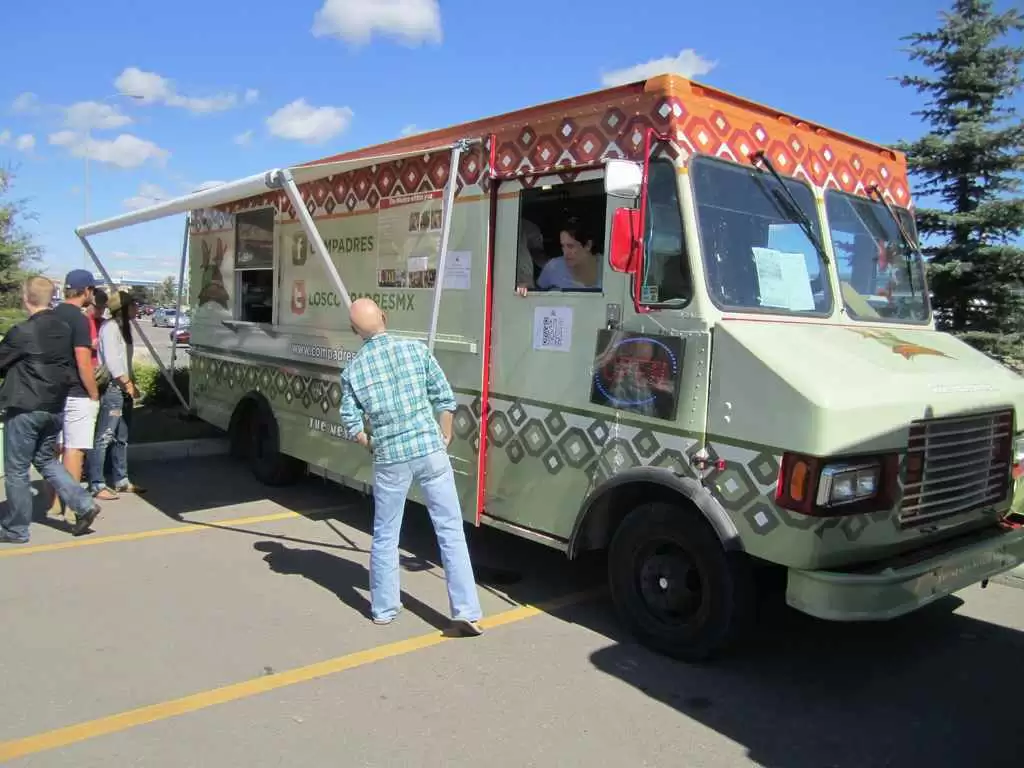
[474,135,499,526]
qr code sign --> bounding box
[541,315,564,348]
[533,307,573,352]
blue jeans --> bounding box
[2,409,97,541]
[86,386,132,493]
[371,450,482,622]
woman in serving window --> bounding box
[522,217,602,293]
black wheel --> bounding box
[244,402,306,487]
[608,501,753,661]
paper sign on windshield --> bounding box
[752,247,816,312]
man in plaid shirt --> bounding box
[341,298,483,635]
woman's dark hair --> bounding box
[560,217,595,251]
[112,291,134,345]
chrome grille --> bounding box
[900,410,1013,527]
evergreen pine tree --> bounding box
[896,0,1024,332]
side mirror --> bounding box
[604,159,643,199]
[609,207,641,274]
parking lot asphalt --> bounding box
[1,455,1022,767]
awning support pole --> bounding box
[169,214,190,377]
[427,138,470,354]
[272,169,353,310]
[76,231,191,412]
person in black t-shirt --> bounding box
[52,270,101,504]
[0,277,102,542]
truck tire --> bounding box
[608,500,753,661]
[246,402,306,487]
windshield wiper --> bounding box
[750,151,829,264]
[866,184,918,298]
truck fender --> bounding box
[567,466,743,559]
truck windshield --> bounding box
[824,190,930,324]
[692,156,832,316]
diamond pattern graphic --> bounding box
[708,462,758,511]
[570,128,608,165]
[632,430,661,460]
[600,438,639,476]
[190,85,910,234]
[196,358,888,542]
[506,438,525,465]
[487,412,514,448]
[531,135,562,169]
[587,420,610,447]
[601,107,627,136]
[558,428,597,470]
[747,452,780,487]
[710,111,731,137]
[496,142,523,174]
[728,129,757,162]
[508,402,528,428]
[543,449,565,476]
[521,419,552,458]
[453,406,476,439]
[744,503,781,535]
[544,410,567,436]
[685,117,717,154]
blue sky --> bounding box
[2,0,1020,283]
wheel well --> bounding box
[228,393,264,458]
[569,479,739,559]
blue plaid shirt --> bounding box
[340,333,456,465]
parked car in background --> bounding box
[153,308,179,327]
[169,313,191,346]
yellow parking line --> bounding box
[0,510,319,558]
[0,588,600,761]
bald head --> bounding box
[350,297,386,339]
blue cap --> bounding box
[64,269,97,291]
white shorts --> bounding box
[62,396,100,450]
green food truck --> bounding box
[76,74,1024,659]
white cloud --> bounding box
[266,99,353,144]
[123,182,170,211]
[312,0,442,45]
[0,129,10,145]
[49,131,170,169]
[600,48,717,87]
[65,101,133,131]
[400,124,421,137]
[11,92,41,114]
[115,67,174,103]
[234,129,254,146]
[15,134,35,152]
[114,67,253,114]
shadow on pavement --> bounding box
[254,540,451,631]
[585,593,1024,768]
[132,455,352,520]
[133,455,1024,768]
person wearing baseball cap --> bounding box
[48,269,103,527]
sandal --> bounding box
[93,488,120,501]
[115,482,147,494]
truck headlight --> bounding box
[816,462,881,507]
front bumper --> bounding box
[786,521,1024,621]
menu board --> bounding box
[377,190,444,289]
[590,329,684,421]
